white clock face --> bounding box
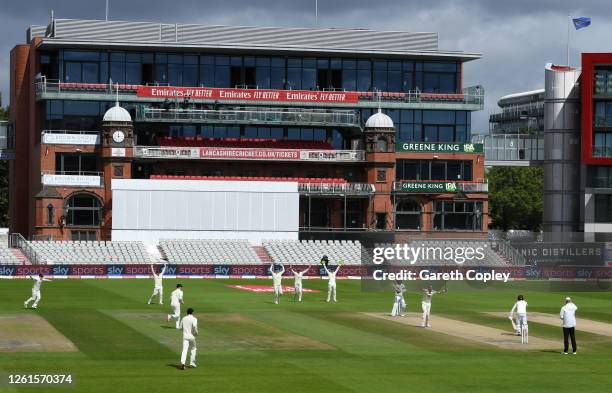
[112,130,125,143]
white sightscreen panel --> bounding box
[112,180,298,234]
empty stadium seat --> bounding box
[263,240,364,265]
[159,239,261,264]
[27,241,155,264]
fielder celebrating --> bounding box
[290,265,310,302]
[167,283,184,329]
[270,263,285,304]
[23,274,52,309]
[323,262,341,303]
[509,295,528,341]
[391,280,406,317]
[178,308,198,370]
[421,285,445,327]
[148,264,167,305]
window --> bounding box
[376,213,387,230]
[593,132,612,157]
[589,166,612,188]
[55,153,98,174]
[70,230,97,241]
[396,160,472,181]
[395,199,421,230]
[433,201,483,231]
[47,204,54,226]
[375,136,388,152]
[66,193,102,227]
[376,170,386,183]
[594,195,612,223]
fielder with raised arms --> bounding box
[421,285,445,327]
[167,283,184,329]
[148,263,167,305]
[24,274,52,309]
[323,262,341,303]
[270,263,285,304]
[290,265,310,302]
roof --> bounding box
[365,110,394,129]
[30,19,481,61]
[103,104,132,122]
[498,89,544,107]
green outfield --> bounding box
[1,278,612,393]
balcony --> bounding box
[393,180,488,193]
[41,171,103,187]
[299,182,375,195]
[133,146,365,162]
[137,107,361,129]
[34,79,484,110]
[473,133,544,166]
[41,130,100,145]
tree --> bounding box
[487,166,543,231]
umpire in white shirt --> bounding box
[560,297,578,355]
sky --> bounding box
[0,0,610,132]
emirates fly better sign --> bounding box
[136,86,360,103]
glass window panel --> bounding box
[287,128,300,139]
[183,65,198,86]
[423,73,439,93]
[313,129,326,140]
[287,68,301,89]
[439,73,456,93]
[155,53,168,64]
[439,126,454,142]
[214,66,229,87]
[423,62,456,72]
[342,69,357,91]
[373,70,387,91]
[142,53,153,63]
[402,72,413,92]
[65,62,82,82]
[111,62,126,84]
[287,58,301,68]
[256,57,270,66]
[63,50,100,61]
[373,60,387,70]
[271,67,285,89]
[357,69,371,91]
[424,126,437,142]
[201,55,214,65]
[200,65,214,86]
[126,53,141,62]
[316,58,328,69]
[215,55,229,65]
[388,71,401,92]
[271,57,284,67]
[270,128,283,139]
[301,128,313,140]
[357,59,371,70]
[184,55,198,65]
[343,59,356,69]
[423,110,455,124]
[302,68,316,90]
[388,61,401,71]
[400,110,413,123]
[155,64,167,83]
[168,63,182,85]
[125,62,141,84]
[110,52,126,62]
[230,56,242,66]
[256,67,271,89]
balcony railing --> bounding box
[393,180,488,193]
[299,182,375,195]
[472,133,544,162]
[41,130,101,145]
[133,146,366,162]
[137,107,361,128]
[34,79,484,108]
[41,171,104,187]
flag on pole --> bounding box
[572,17,591,30]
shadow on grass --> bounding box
[160,325,176,329]
[166,363,183,370]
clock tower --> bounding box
[101,100,134,239]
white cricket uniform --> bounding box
[270,264,284,303]
[560,303,578,328]
[24,276,50,308]
[179,314,198,367]
[148,265,166,304]
[510,300,528,329]
[421,290,439,327]
[168,288,183,328]
[391,283,406,317]
[292,268,309,302]
[324,265,339,302]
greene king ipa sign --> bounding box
[396,181,458,193]
[396,142,483,154]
